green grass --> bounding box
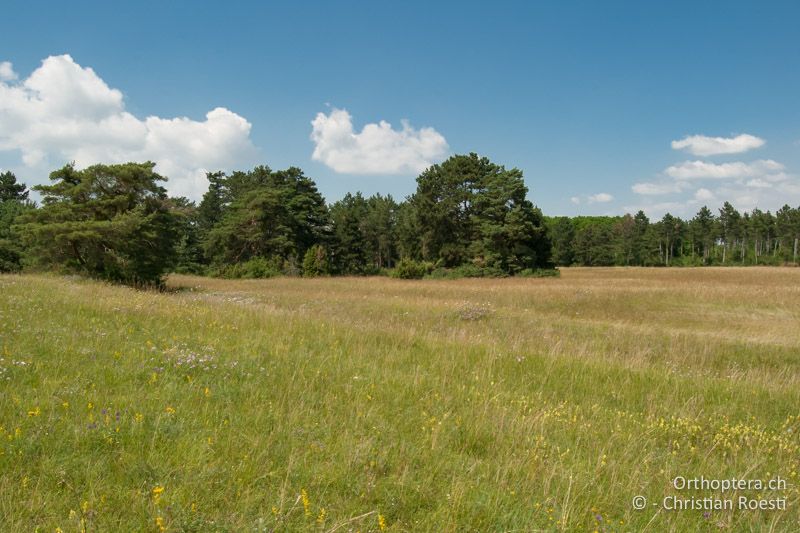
[1,268,799,531]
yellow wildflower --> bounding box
[152,485,164,504]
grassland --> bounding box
[1,267,799,532]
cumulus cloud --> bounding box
[630,132,800,216]
[587,192,613,203]
[0,61,17,82]
[693,188,715,201]
[745,178,773,188]
[310,107,448,174]
[0,55,258,199]
[671,133,765,156]
[630,179,800,217]
[665,159,785,180]
[570,196,580,205]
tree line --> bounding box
[0,154,555,286]
[1,156,799,287]
[547,204,800,267]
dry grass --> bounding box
[178,267,800,387]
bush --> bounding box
[517,268,560,278]
[394,262,560,280]
[302,244,330,277]
[243,257,282,278]
[390,258,433,279]
[212,257,281,279]
[427,265,507,279]
[173,264,207,275]
[456,265,507,278]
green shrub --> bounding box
[242,257,281,278]
[302,244,330,277]
[400,263,559,280]
[390,258,432,279]
[211,257,281,279]
[517,268,560,278]
[454,264,507,278]
[426,265,504,279]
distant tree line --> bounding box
[547,204,800,267]
[0,154,555,286]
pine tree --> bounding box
[690,206,715,264]
[631,211,650,265]
[16,162,180,286]
[0,171,33,272]
[197,171,225,235]
[329,192,370,274]
[409,153,552,273]
[204,166,328,267]
[0,171,29,202]
[718,202,741,264]
[549,217,576,266]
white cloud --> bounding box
[629,179,800,218]
[631,181,686,195]
[693,188,714,201]
[630,132,800,216]
[0,55,258,199]
[570,196,580,205]
[621,201,687,218]
[665,159,784,180]
[0,61,17,82]
[310,107,448,174]
[587,192,613,203]
[671,134,764,156]
[745,178,772,188]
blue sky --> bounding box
[2,1,799,216]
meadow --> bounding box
[1,268,799,532]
